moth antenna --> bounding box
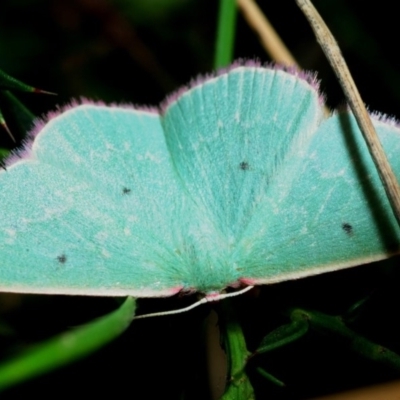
[296,0,400,226]
[134,285,254,320]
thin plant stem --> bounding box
[237,0,298,67]
[214,0,237,69]
[296,0,400,227]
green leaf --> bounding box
[0,147,9,161]
[256,367,285,387]
[0,66,48,93]
[290,308,400,372]
[220,300,255,400]
[0,90,35,140]
[255,319,309,354]
[0,297,136,392]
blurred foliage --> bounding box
[1,0,400,398]
[0,297,136,391]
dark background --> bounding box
[0,0,400,398]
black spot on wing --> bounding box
[57,254,67,264]
[122,187,131,195]
[239,161,250,171]
[342,223,353,236]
